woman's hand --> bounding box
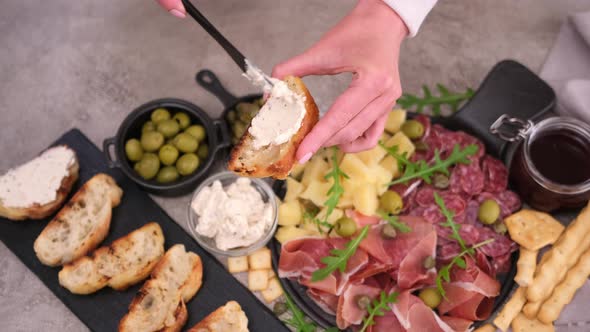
[273,0,408,163]
[156,0,186,18]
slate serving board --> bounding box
[0,129,288,332]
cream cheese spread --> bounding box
[191,178,273,251]
[0,146,76,208]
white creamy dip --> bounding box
[191,178,273,251]
[0,146,76,208]
[243,59,307,150]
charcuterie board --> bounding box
[0,129,288,332]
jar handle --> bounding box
[490,114,534,142]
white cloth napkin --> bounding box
[540,10,590,123]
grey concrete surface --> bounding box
[1,0,589,331]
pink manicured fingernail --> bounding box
[299,152,313,164]
[169,9,186,18]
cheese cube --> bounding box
[379,155,399,176]
[227,256,249,274]
[384,109,407,134]
[261,277,284,303]
[354,144,387,166]
[316,207,344,226]
[383,132,415,159]
[275,226,313,244]
[339,154,374,184]
[248,247,272,270]
[301,157,329,186]
[337,193,354,209]
[353,183,378,216]
[284,177,304,202]
[278,200,303,226]
[290,163,306,180]
[299,180,331,207]
[248,269,269,291]
[380,132,392,143]
[372,164,395,195]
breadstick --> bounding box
[537,247,590,324]
[511,313,555,332]
[522,299,543,319]
[493,287,527,331]
[473,323,496,332]
[527,201,590,302]
[514,249,537,287]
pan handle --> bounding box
[102,137,121,168]
[196,70,239,109]
[438,60,556,158]
[212,119,232,151]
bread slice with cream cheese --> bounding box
[187,301,249,332]
[0,145,79,221]
[33,173,123,266]
[228,76,319,179]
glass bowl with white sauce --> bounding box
[187,171,278,256]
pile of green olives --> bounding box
[125,108,209,183]
[226,98,265,145]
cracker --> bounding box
[511,313,554,332]
[505,209,564,251]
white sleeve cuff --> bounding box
[382,0,437,37]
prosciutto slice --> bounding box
[336,283,382,329]
[393,291,455,332]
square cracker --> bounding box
[505,209,565,250]
[511,313,555,332]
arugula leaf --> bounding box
[397,84,474,116]
[383,143,478,186]
[433,192,469,252]
[311,226,370,282]
[359,291,399,332]
[323,147,349,222]
[379,211,412,233]
[324,328,340,332]
[435,238,495,298]
[303,211,333,235]
[284,292,317,332]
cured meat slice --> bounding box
[393,291,454,332]
[441,316,474,332]
[370,310,404,332]
[482,155,508,193]
[458,163,485,196]
[346,209,381,227]
[477,226,515,258]
[308,288,339,315]
[477,191,521,218]
[397,228,437,289]
[336,283,382,329]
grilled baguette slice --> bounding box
[33,173,122,266]
[228,76,319,179]
[0,145,79,221]
[119,244,203,332]
[58,222,165,294]
[187,301,249,332]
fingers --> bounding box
[156,0,186,18]
[295,76,382,162]
[339,112,389,153]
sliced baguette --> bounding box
[228,76,319,179]
[119,244,203,332]
[0,145,79,221]
[33,173,123,266]
[58,222,165,294]
[187,301,249,332]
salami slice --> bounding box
[477,227,514,258]
[497,190,521,216]
[415,187,436,207]
[492,252,513,275]
[438,242,461,262]
[459,224,481,245]
[422,205,444,224]
[458,163,485,196]
[482,156,508,193]
[463,200,480,225]
[439,192,467,216]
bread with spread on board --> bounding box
[119,244,203,332]
[0,145,79,221]
[58,222,165,294]
[33,173,123,266]
[186,301,249,332]
[228,76,319,180]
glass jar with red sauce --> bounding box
[491,115,590,212]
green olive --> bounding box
[379,191,403,215]
[226,110,237,122]
[176,153,200,176]
[236,101,260,115]
[433,173,450,189]
[419,288,442,309]
[334,217,357,237]
[423,256,435,270]
[478,199,501,225]
[381,224,397,239]
[401,120,425,140]
[273,302,288,316]
[125,139,143,162]
[173,133,199,153]
[232,122,247,138]
[197,144,209,160]
[134,153,160,180]
[356,295,371,310]
[141,131,164,152]
[257,98,265,107]
[142,121,156,133]
[158,144,179,166]
[151,108,171,123]
[157,119,180,138]
[172,112,191,129]
[494,221,508,234]
[156,166,179,183]
[185,125,206,142]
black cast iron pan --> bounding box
[268,59,568,330]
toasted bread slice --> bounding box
[0,145,79,221]
[187,301,249,332]
[58,222,165,294]
[33,173,123,266]
[228,76,319,179]
[119,244,203,332]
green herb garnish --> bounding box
[283,292,318,332]
[359,291,399,332]
[311,225,369,282]
[397,84,474,115]
[435,238,494,298]
[323,147,349,221]
[379,211,411,233]
[380,143,478,186]
[433,192,469,252]
[303,211,333,234]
